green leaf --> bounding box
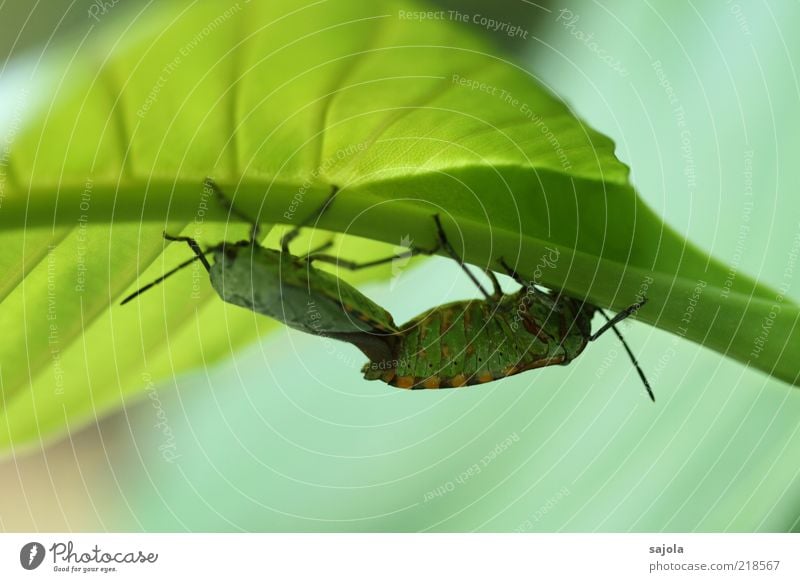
[0,0,794,452]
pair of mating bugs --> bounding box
[122,180,654,400]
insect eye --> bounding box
[224,246,238,260]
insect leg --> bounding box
[433,215,491,300]
[498,257,550,297]
[297,239,335,260]
[307,243,438,271]
[498,257,525,286]
[204,177,262,242]
[281,184,340,253]
[591,303,654,402]
[486,270,503,298]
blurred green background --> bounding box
[2,0,800,532]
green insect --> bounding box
[362,216,654,400]
[121,179,431,363]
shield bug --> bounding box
[121,179,433,362]
[362,216,654,400]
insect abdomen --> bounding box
[413,310,442,387]
[439,304,467,384]
[363,295,559,389]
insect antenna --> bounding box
[120,253,211,305]
[163,233,212,270]
[590,300,655,402]
[120,233,216,306]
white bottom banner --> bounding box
[0,533,796,581]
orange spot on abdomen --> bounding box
[449,374,467,387]
[422,377,441,389]
[394,376,415,389]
